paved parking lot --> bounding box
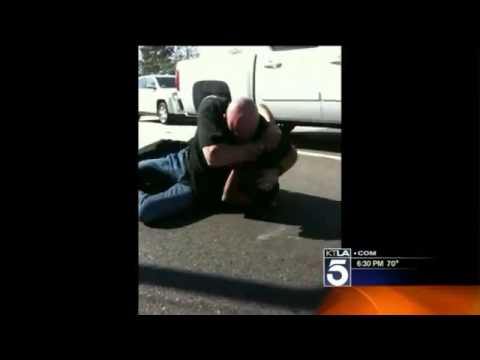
[138,116,341,314]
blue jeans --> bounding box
[138,148,193,224]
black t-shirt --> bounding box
[185,95,292,205]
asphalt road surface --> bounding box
[138,116,341,315]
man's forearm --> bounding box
[258,103,275,124]
[202,144,249,168]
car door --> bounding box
[144,76,159,114]
[138,77,148,113]
[255,46,341,124]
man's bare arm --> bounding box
[258,103,275,124]
[202,143,264,168]
[257,103,282,151]
[259,102,296,175]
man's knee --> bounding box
[138,201,154,224]
[138,192,158,224]
[138,187,193,225]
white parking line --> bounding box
[297,150,341,161]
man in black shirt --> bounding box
[138,95,297,225]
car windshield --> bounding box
[156,77,175,88]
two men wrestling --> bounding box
[138,95,297,225]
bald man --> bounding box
[138,95,297,225]
[221,99,298,209]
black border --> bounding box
[342,44,479,285]
[66,39,478,315]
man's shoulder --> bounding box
[198,95,230,116]
[197,96,230,134]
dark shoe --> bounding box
[245,185,280,219]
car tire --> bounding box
[157,101,169,124]
[279,123,295,134]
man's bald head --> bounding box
[226,97,259,142]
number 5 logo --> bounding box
[326,259,350,287]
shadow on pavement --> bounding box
[145,208,216,229]
[246,190,341,240]
[142,190,340,238]
[139,264,328,310]
[290,130,341,153]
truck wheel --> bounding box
[279,123,295,134]
[157,101,169,124]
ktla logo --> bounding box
[323,248,352,287]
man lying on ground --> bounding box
[138,95,297,225]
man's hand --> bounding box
[256,168,280,191]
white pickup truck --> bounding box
[176,46,341,132]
